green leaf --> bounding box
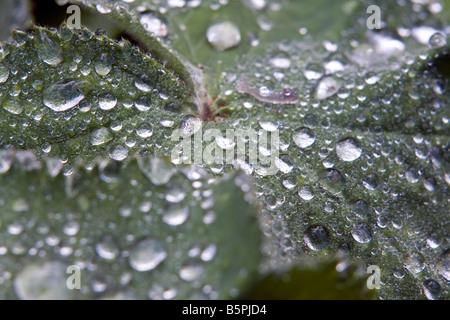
[0,26,193,168]
[0,154,261,299]
[242,259,375,300]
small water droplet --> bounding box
[129,238,167,272]
[96,235,120,260]
[422,279,441,300]
[336,138,362,162]
[98,93,117,110]
[179,261,203,281]
[109,145,128,161]
[351,223,373,244]
[95,53,112,76]
[36,30,63,66]
[304,225,330,251]
[140,13,168,38]
[0,64,9,83]
[298,186,314,201]
[293,127,315,148]
[206,21,241,51]
[315,77,340,100]
[405,253,425,274]
[3,99,24,115]
[91,127,113,146]
[136,123,153,138]
[163,205,189,226]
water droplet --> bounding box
[36,30,63,66]
[129,238,167,272]
[136,123,153,138]
[336,138,362,162]
[201,244,216,262]
[405,253,425,274]
[63,221,79,236]
[422,279,441,300]
[206,21,241,51]
[43,81,84,112]
[293,127,315,148]
[140,13,168,38]
[95,53,112,76]
[179,115,202,138]
[96,4,112,14]
[351,223,373,244]
[298,187,314,201]
[14,261,70,299]
[134,96,151,111]
[138,157,174,185]
[179,261,203,281]
[0,64,9,83]
[259,121,279,132]
[0,150,14,174]
[3,99,24,115]
[428,32,447,48]
[320,169,345,195]
[98,93,117,110]
[163,205,189,226]
[96,235,120,260]
[412,26,441,45]
[315,77,340,100]
[165,187,186,203]
[323,60,344,74]
[109,145,128,161]
[135,75,154,92]
[304,225,330,251]
[435,249,449,280]
[91,127,113,146]
[216,136,235,150]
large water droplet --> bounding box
[405,253,425,274]
[140,13,168,38]
[336,138,362,162]
[129,238,167,272]
[304,225,330,251]
[206,21,241,51]
[43,81,84,112]
[36,30,63,66]
[293,127,315,148]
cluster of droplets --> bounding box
[0,154,259,299]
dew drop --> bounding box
[336,138,362,162]
[134,96,151,111]
[293,127,315,148]
[422,279,441,300]
[206,21,241,51]
[315,77,340,100]
[129,238,167,272]
[298,186,314,201]
[140,13,168,38]
[428,32,447,48]
[91,127,113,146]
[109,145,128,161]
[179,261,203,282]
[0,64,9,83]
[135,75,154,92]
[36,30,63,66]
[98,93,117,110]
[405,253,425,274]
[351,223,373,244]
[435,249,449,280]
[95,53,112,76]
[163,205,189,226]
[3,99,24,115]
[136,123,153,138]
[304,225,330,251]
[96,235,120,260]
[43,81,84,112]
